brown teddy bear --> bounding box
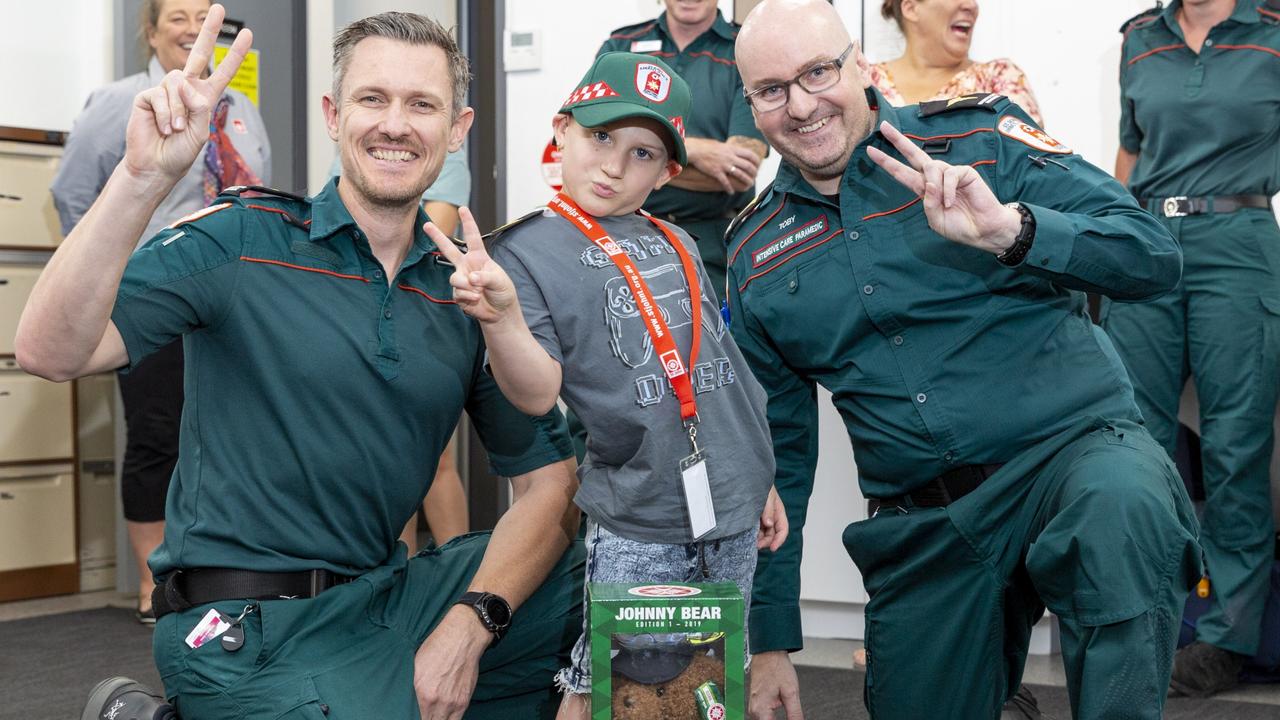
[611,651,726,719]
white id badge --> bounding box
[631,40,662,52]
[185,608,232,649]
[680,450,717,539]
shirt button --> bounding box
[863,284,874,295]
[944,451,954,462]
[1040,257,1049,266]
[1204,39,1213,47]
[384,309,392,319]
[848,230,860,241]
[788,278,797,290]
[916,393,927,404]
[374,269,384,279]
[893,335,904,346]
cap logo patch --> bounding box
[563,81,619,107]
[996,115,1071,154]
[670,116,685,138]
[635,63,671,103]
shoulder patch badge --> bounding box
[918,92,1005,117]
[166,202,232,229]
[997,116,1071,154]
[481,207,544,243]
[1119,7,1162,34]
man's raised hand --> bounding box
[866,121,1021,256]
[427,207,520,324]
[124,3,253,182]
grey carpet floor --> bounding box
[791,665,1280,720]
[0,607,1275,719]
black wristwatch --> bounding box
[996,202,1036,267]
[455,591,512,644]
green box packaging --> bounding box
[589,581,743,720]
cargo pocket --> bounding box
[269,676,329,719]
[1253,295,1280,419]
[169,603,265,692]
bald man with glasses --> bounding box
[727,2,1202,719]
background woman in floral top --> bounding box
[869,0,1044,125]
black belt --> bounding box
[1141,194,1271,218]
[152,567,356,620]
[867,463,1005,516]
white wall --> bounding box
[0,1,115,132]
[503,0,735,220]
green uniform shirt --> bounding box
[1120,1,1280,199]
[112,179,571,579]
[726,90,1182,653]
[598,11,764,221]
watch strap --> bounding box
[455,591,512,643]
[996,202,1036,267]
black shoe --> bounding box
[82,677,176,720]
[1170,641,1245,698]
[136,607,156,626]
[1001,684,1049,719]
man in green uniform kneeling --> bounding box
[730,2,1202,719]
[18,8,582,720]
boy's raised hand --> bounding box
[428,207,520,324]
[124,3,253,183]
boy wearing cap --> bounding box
[429,52,785,717]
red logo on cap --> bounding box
[635,63,671,103]
[563,81,619,107]
[670,116,685,138]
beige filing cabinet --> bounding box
[0,126,83,602]
[0,133,63,252]
[77,373,118,592]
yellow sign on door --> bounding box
[213,46,261,107]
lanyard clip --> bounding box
[684,414,701,454]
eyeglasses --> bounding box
[743,44,854,112]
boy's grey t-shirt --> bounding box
[488,209,775,543]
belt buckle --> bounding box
[1162,196,1189,218]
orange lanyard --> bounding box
[547,192,703,426]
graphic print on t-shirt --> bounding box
[579,229,732,408]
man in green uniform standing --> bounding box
[730,2,1202,719]
[1107,0,1280,698]
[19,9,582,720]
[598,0,768,301]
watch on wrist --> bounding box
[455,591,513,644]
[996,202,1036,267]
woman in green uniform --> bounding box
[1107,0,1280,698]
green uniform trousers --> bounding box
[153,533,585,719]
[1103,208,1280,656]
[845,419,1200,720]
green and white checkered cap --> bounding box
[558,51,690,166]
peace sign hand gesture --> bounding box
[427,207,521,325]
[123,3,253,183]
[866,121,1022,256]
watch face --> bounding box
[483,596,512,628]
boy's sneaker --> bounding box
[82,677,176,720]
[1170,641,1245,697]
